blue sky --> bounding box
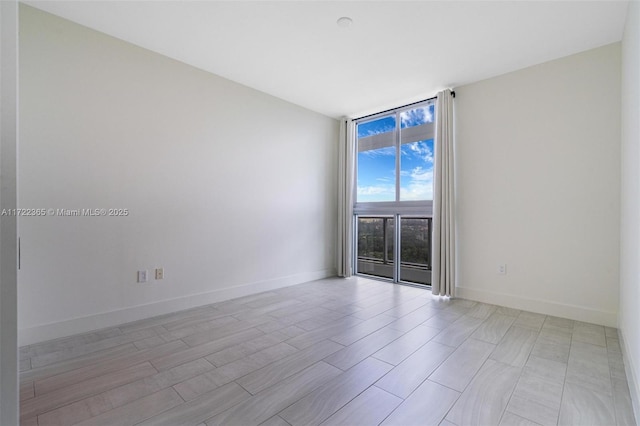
[357,105,434,202]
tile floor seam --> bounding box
[558,332,573,426]
[500,353,532,426]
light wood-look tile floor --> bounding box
[19,277,637,426]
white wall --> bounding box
[0,0,19,422]
[18,5,339,345]
[620,0,640,418]
[455,43,621,327]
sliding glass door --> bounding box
[355,215,431,286]
[398,217,431,285]
[356,216,395,281]
[353,100,434,286]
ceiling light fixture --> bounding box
[337,17,353,28]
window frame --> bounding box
[353,99,436,286]
[353,100,435,217]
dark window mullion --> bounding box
[395,111,401,203]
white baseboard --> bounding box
[19,269,335,346]
[619,327,640,424]
[455,286,618,327]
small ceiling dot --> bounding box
[337,17,353,28]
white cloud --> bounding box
[360,146,395,157]
[400,106,433,128]
[357,184,395,201]
[400,166,433,200]
[410,166,431,181]
[407,141,434,163]
[358,186,390,195]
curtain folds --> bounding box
[337,118,355,277]
[432,89,456,297]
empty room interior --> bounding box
[1,0,639,425]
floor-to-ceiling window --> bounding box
[354,100,434,286]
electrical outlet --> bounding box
[498,264,507,275]
[137,270,148,283]
[155,268,164,280]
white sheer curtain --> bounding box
[337,118,355,277]
[432,89,455,296]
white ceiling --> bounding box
[25,1,629,118]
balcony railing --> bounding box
[356,216,432,285]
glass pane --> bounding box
[358,115,396,136]
[400,138,434,201]
[356,217,395,280]
[399,217,431,285]
[357,116,396,202]
[399,103,434,202]
[400,104,434,128]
